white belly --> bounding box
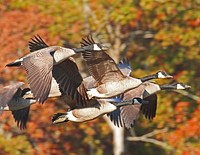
[87,78,142,98]
[69,102,117,122]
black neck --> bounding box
[113,101,133,107]
[140,74,157,82]
[160,84,176,90]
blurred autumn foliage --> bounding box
[0,0,199,155]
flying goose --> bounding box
[108,81,191,128]
[52,96,148,124]
[0,82,36,129]
[104,59,191,128]
[79,35,173,99]
[6,35,107,104]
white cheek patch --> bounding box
[158,72,165,78]
[93,44,101,51]
[133,99,140,104]
[177,84,185,89]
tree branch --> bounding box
[127,136,173,150]
[141,128,168,138]
[126,128,174,151]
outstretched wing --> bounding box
[108,104,141,129]
[120,104,140,128]
[28,35,49,52]
[52,58,89,106]
[80,35,125,84]
[107,109,124,128]
[22,53,53,103]
[12,106,30,130]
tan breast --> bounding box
[71,101,117,122]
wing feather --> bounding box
[80,35,125,84]
[107,109,124,128]
[141,94,157,120]
[22,53,53,103]
[28,35,49,52]
[120,104,140,128]
[52,59,89,106]
[12,106,30,130]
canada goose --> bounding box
[6,35,107,104]
[108,81,191,128]
[0,82,36,129]
[79,35,173,99]
[106,59,191,128]
[52,97,148,124]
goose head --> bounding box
[160,82,191,90]
[52,113,69,124]
[109,97,149,107]
[132,97,149,105]
[175,82,191,89]
[156,71,173,79]
[84,43,108,51]
[93,43,108,51]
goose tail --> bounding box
[52,113,68,124]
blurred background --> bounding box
[0,0,199,155]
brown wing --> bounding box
[108,85,145,129]
[111,84,146,128]
[107,104,140,129]
[120,104,141,128]
[22,53,53,103]
[52,58,89,106]
[0,82,24,110]
[80,35,125,84]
